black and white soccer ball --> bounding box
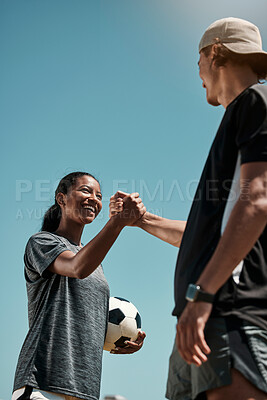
[103,297,142,352]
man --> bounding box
[110,17,267,400]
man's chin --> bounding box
[207,96,220,107]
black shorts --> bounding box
[166,317,267,400]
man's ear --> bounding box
[210,44,224,70]
[211,44,219,59]
[56,192,66,207]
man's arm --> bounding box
[135,212,186,247]
[176,161,267,366]
[109,192,186,247]
[197,161,267,293]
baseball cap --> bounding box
[199,17,267,57]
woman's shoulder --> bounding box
[27,230,62,242]
[25,231,81,255]
[25,231,65,250]
[24,231,72,267]
[24,232,71,276]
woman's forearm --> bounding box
[51,193,146,279]
[72,217,124,278]
[50,216,124,279]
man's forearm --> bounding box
[197,197,267,294]
[138,212,186,247]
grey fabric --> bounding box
[166,318,231,400]
[166,318,267,399]
[13,232,110,400]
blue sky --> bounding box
[1,1,266,399]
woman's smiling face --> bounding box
[58,175,103,225]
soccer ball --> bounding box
[103,297,141,352]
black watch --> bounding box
[185,284,214,303]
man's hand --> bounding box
[110,331,146,354]
[176,302,212,366]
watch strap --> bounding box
[197,288,214,303]
[185,283,215,303]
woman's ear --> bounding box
[56,193,65,207]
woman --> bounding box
[12,171,146,400]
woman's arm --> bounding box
[109,191,186,247]
[48,193,146,279]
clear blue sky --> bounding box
[1,1,266,399]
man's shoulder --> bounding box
[249,84,267,106]
[232,84,267,123]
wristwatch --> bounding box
[185,284,215,303]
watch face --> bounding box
[185,284,199,302]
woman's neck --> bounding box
[54,219,84,246]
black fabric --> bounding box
[196,393,207,400]
[226,317,267,393]
[172,84,267,330]
[17,386,33,400]
[226,318,259,374]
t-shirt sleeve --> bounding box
[24,232,69,278]
[235,89,267,164]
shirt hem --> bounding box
[211,310,267,330]
[13,381,98,400]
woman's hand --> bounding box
[109,191,146,226]
[110,331,146,355]
[110,191,146,227]
[109,191,124,217]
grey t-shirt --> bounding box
[13,231,110,400]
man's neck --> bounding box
[217,64,258,109]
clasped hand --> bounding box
[109,191,146,226]
[108,192,146,353]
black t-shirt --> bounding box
[173,84,267,330]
